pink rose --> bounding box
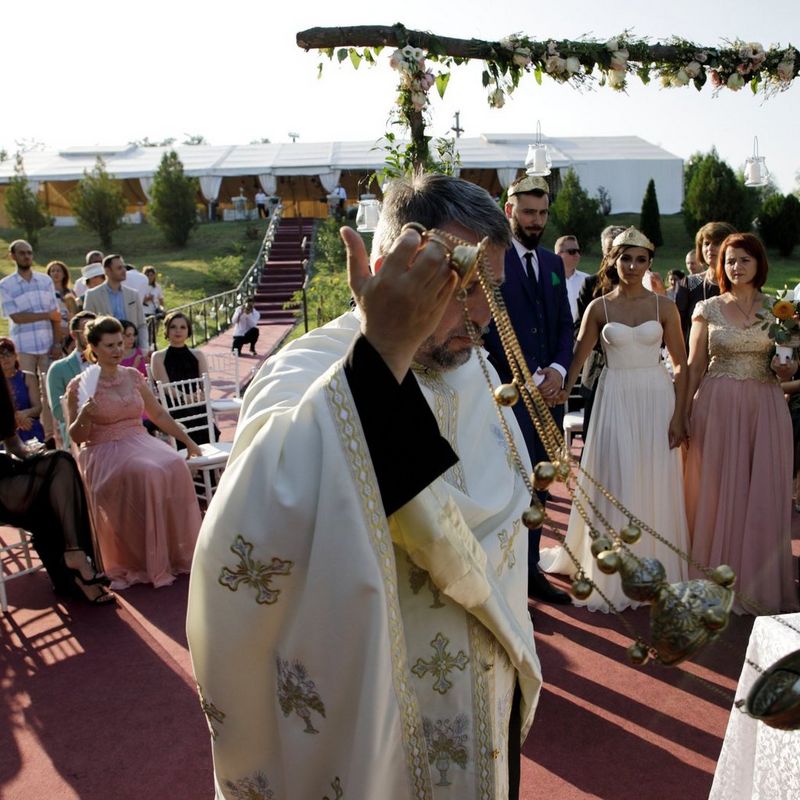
[389,49,404,71]
[709,69,722,87]
[419,72,435,91]
[410,91,427,111]
[610,49,629,71]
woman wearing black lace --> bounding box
[0,374,113,604]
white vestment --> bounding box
[187,312,542,800]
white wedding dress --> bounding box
[539,298,689,612]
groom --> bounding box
[484,175,574,605]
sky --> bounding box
[3,1,799,193]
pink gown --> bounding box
[685,297,798,615]
[68,366,202,589]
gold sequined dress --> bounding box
[685,296,798,614]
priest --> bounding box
[187,174,542,800]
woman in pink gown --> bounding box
[67,316,204,590]
[685,233,799,614]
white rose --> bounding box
[610,49,629,70]
[389,49,404,70]
[401,45,416,60]
[727,72,745,91]
[545,55,567,74]
[489,88,505,108]
[685,61,702,79]
[513,49,531,67]
[777,60,795,82]
[547,40,559,55]
[410,91,427,111]
[605,38,619,51]
[672,68,690,86]
[607,69,627,89]
[566,56,581,74]
[660,74,672,88]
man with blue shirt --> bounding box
[0,239,62,445]
[82,254,149,352]
[46,310,96,447]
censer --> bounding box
[401,222,800,730]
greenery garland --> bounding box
[299,24,798,172]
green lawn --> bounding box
[541,213,800,294]
[0,220,267,337]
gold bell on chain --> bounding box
[619,523,642,545]
[521,504,545,529]
[494,383,520,407]
[590,536,614,557]
[532,462,557,490]
[627,640,650,666]
[571,574,593,600]
[618,553,667,603]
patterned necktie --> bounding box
[523,251,538,291]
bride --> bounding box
[540,227,690,612]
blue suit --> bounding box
[483,244,574,569]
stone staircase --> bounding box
[252,217,313,324]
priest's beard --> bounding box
[510,214,543,251]
[416,325,487,372]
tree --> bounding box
[130,136,176,147]
[3,154,51,246]
[596,186,612,215]
[758,193,800,257]
[182,134,207,146]
[639,178,663,247]
[71,157,127,249]
[682,149,757,235]
[148,151,199,247]
[550,169,605,254]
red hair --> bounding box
[716,233,768,292]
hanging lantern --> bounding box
[744,136,770,188]
[525,121,551,177]
[356,195,381,233]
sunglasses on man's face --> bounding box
[560,248,581,256]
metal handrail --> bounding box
[166,204,284,347]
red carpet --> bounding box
[2,470,797,799]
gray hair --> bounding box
[371,173,510,263]
[600,225,627,256]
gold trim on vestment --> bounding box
[325,371,433,800]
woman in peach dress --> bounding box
[685,233,799,614]
[67,316,203,590]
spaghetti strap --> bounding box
[655,292,659,322]
[602,295,609,324]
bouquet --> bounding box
[761,287,800,363]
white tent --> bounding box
[0,134,683,217]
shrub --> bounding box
[682,149,758,235]
[639,179,663,247]
[550,169,605,254]
[3,154,51,246]
[148,151,199,247]
[206,255,246,293]
[71,157,127,249]
[758,193,800,257]
[596,185,612,215]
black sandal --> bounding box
[73,576,116,605]
[64,549,110,586]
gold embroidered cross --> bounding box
[218,535,293,605]
[197,684,226,740]
[497,519,522,576]
[411,632,469,694]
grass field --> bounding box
[0,220,267,337]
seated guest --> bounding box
[120,319,148,376]
[46,310,96,448]
[67,316,203,589]
[150,311,217,446]
[46,261,78,352]
[0,338,45,443]
[230,298,260,355]
[0,373,112,604]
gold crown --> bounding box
[508,175,550,197]
[611,227,655,253]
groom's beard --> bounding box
[510,215,543,251]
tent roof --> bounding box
[0,135,681,184]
